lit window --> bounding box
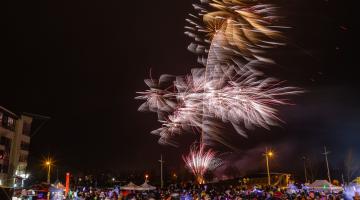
[8,117,14,127]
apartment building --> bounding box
[0,106,32,187]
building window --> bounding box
[1,114,16,131]
[20,141,30,151]
[0,164,9,173]
[0,150,5,160]
[0,137,11,148]
[22,122,31,136]
[7,117,15,130]
[0,145,10,173]
[19,154,28,163]
[0,112,3,125]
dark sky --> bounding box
[2,0,359,180]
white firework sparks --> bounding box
[182,143,222,184]
[136,0,302,181]
[136,65,301,146]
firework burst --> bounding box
[136,66,301,147]
[182,143,222,184]
[136,0,302,182]
[186,0,288,66]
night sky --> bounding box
[2,0,358,180]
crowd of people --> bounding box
[62,183,358,200]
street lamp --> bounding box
[264,149,274,185]
[172,173,178,183]
[44,159,53,200]
[145,174,149,182]
[45,160,52,184]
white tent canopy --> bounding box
[308,180,343,193]
[139,181,156,190]
[120,181,156,191]
[120,182,141,190]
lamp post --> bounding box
[45,160,52,200]
[45,160,51,184]
[145,174,149,182]
[172,173,177,181]
[264,149,273,185]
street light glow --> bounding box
[268,151,273,157]
[44,157,53,166]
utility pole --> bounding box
[302,156,308,183]
[308,158,314,182]
[322,146,331,183]
[159,155,164,188]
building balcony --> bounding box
[0,130,14,142]
[21,134,30,143]
[20,149,29,155]
[0,119,16,132]
[18,161,28,167]
[0,124,15,132]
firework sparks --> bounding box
[186,0,288,66]
[136,0,302,180]
[136,0,301,147]
[182,143,222,184]
[136,66,301,147]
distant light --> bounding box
[112,178,115,181]
[268,151,273,157]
